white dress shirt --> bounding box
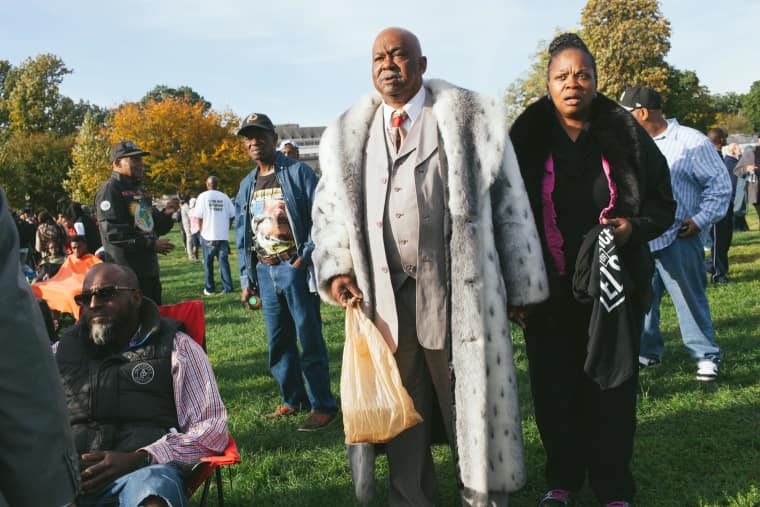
[382,85,426,136]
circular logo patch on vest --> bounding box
[100,200,111,211]
[131,362,155,385]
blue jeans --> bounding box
[202,240,233,293]
[256,261,337,414]
[641,236,721,362]
[76,464,187,507]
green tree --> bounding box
[0,54,110,208]
[742,80,760,132]
[580,0,671,100]
[715,112,752,135]
[0,60,10,92]
[712,92,744,115]
[0,54,72,134]
[0,59,11,131]
[64,110,111,203]
[0,54,105,137]
[0,131,75,211]
[663,67,716,132]
[141,85,211,112]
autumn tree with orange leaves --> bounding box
[108,97,249,198]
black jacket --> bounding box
[56,298,180,456]
[509,94,676,306]
[94,172,174,276]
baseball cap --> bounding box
[237,113,275,136]
[110,141,149,162]
[619,86,662,111]
[278,139,299,150]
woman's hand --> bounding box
[602,217,632,247]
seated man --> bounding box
[32,232,102,320]
[55,263,228,507]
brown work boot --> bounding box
[265,405,298,418]
[297,412,336,432]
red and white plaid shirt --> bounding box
[141,330,228,465]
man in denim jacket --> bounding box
[234,113,337,431]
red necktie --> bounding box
[390,110,408,153]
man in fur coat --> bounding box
[311,27,548,506]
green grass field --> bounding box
[161,219,760,507]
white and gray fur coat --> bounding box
[312,79,549,502]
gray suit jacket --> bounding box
[0,187,79,506]
[364,96,448,351]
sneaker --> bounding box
[638,355,661,369]
[696,359,718,382]
[203,289,217,296]
[607,502,633,507]
[265,405,298,419]
[538,489,573,506]
[297,412,336,432]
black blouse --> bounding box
[550,116,611,274]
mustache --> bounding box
[86,312,112,322]
[377,72,402,83]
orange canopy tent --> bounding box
[31,253,102,320]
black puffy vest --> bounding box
[56,312,181,455]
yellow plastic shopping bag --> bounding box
[341,304,423,444]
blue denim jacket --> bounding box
[234,152,318,292]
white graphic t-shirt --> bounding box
[192,189,235,241]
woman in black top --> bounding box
[509,34,675,507]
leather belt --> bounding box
[257,248,298,265]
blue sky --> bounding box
[2,0,757,126]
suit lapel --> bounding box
[365,106,390,221]
[366,106,387,167]
[414,99,438,168]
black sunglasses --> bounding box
[74,286,137,306]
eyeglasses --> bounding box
[74,286,137,306]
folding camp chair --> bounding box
[158,300,241,507]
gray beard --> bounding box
[90,322,114,347]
